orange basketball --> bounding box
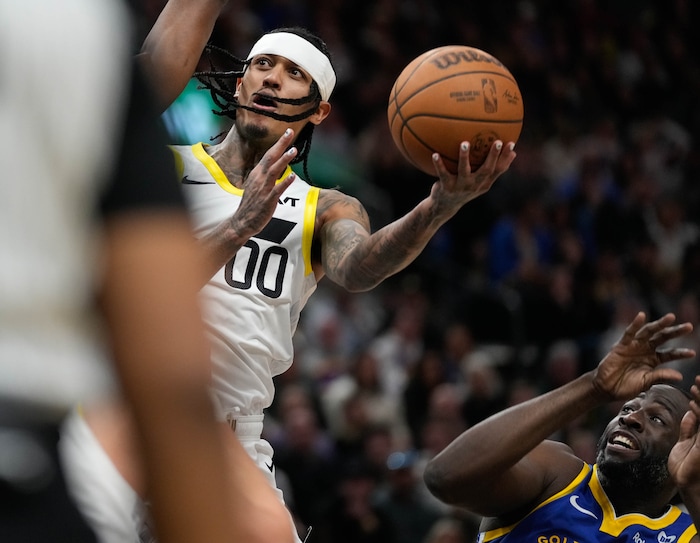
[387,45,524,175]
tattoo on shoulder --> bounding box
[317,189,370,229]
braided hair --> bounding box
[194,27,334,183]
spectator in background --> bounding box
[270,405,338,532]
[403,349,452,448]
[375,450,442,543]
[369,296,429,401]
[314,458,398,543]
[422,516,475,543]
[487,188,554,288]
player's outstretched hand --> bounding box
[429,139,516,217]
[669,375,700,496]
[233,128,297,239]
[592,312,695,400]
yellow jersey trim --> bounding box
[190,142,293,194]
[303,187,319,275]
[590,465,683,536]
[481,463,591,543]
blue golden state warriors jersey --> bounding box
[479,464,697,543]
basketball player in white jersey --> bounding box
[59,0,518,541]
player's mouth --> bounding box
[607,431,640,454]
[251,92,278,112]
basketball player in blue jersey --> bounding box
[424,312,700,543]
[59,0,516,541]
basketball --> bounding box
[387,45,524,175]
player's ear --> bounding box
[309,101,331,125]
[234,78,243,97]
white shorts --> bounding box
[229,414,305,543]
[58,409,147,543]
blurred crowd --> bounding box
[137,1,700,541]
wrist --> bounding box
[583,371,614,404]
[422,194,459,225]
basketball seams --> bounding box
[402,114,523,124]
[392,46,455,96]
[399,124,458,174]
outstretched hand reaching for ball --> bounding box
[429,139,517,218]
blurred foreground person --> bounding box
[0,1,290,542]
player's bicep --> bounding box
[319,218,370,285]
[447,441,583,519]
[316,190,371,284]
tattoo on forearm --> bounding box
[320,191,438,291]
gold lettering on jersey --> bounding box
[430,50,505,71]
[538,535,580,543]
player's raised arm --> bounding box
[670,375,700,536]
[318,139,515,292]
[139,0,227,111]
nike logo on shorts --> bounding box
[265,461,274,472]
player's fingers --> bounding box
[494,142,517,175]
[678,410,699,442]
[657,347,696,365]
[650,323,694,348]
[431,152,450,179]
[258,128,296,172]
[642,313,677,334]
[619,311,647,344]
[259,145,298,190]
[456,142,472,177]
[646,366,684,384]
[474,140,503,173]
[271,170,296,199]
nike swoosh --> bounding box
[181,175,215,185]
[265,461,274,473]
[570,495,597,519]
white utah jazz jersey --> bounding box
[171,143,319,417]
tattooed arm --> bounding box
[317,140,516,292]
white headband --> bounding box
[247,32,336,101]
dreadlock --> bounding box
[194,28,334,183]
